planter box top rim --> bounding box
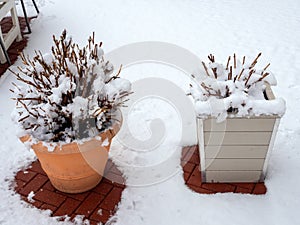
[197,114,281,120]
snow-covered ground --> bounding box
[1,0,300,224]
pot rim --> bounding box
[20,110,123,154]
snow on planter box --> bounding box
[190,53,286,183]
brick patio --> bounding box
[13,145,266,224]
[14,159,125,225]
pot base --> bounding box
[48,173,103,194]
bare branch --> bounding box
[201,61,210,77]
[249,52,262,69]
[233,53,236,69]
[226,56,231,70]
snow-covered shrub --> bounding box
[190,53,286,122]
[11,30,131,142]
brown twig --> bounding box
[226,56,231,70]
[18,115,30,122]
[261,63,270,74]
[208,54,218,78]
[208,54,215,63]
[228,66,233,80]
[201,61,210,77]
[249,52,262,69]
[245,69,255,86]
[105,64,123,84]
[233,53,236,69]
[237,68,245,80]
[257,72,269,82]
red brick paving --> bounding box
[182,145,267,195]
[18,173,48,196]
[34,189,67,207]
[0,17,35,75]
[14,159,125,224]
[54,198,81,217]
[13,145,266,224]
[75,192,105,217]
[90,208,112,222]
[100,187,123,211]
[15,170,36,184]
[252,183,267,195]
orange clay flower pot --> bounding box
[20,121,121,193]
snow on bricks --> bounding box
[14,159,125,225]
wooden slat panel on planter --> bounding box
[204,132,272,146]
[205,158,265,170]
[203,118,276,132]
[205,146,269,159]
[206,170,261,183]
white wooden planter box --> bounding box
[197,85,281,183]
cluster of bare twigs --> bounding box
[11,30,131,142]
[198,53,271,98]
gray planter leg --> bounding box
[20,0,31,34]
[20,0,40,34]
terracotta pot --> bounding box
[20,118,122,194]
